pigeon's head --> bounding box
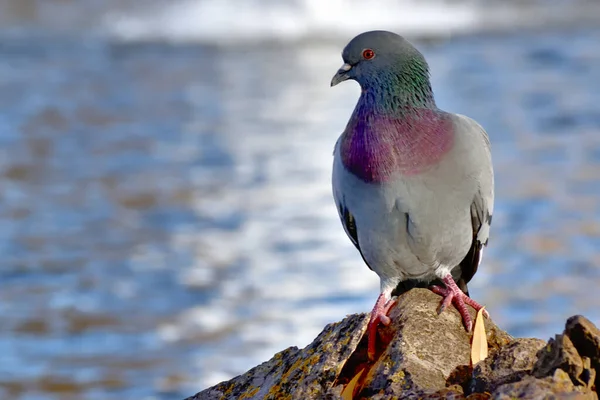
[331,30,429,90]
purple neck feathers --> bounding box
[339,99,454,183]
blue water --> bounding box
[1,2,600,399]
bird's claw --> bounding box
[379,314,391,326]
[430,275,488,333]
[367,295,396,360]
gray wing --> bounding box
[335,201,373,271]
[332,138,373,270]
[455,115,494,295]
[457,192,493,294]
[337,201,358,249]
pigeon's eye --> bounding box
[362,49,375,60]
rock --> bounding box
[533,334,587,385]
[185,289,600,400]
[356,289,510,399]
[565,315,600,391]
[189,313,368,400]
[491,369,596,400]
[470,338,546,394]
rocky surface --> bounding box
[186,289,600,400]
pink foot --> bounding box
[430,275,489,332]
[367,293,397,360]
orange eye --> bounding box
[362,49,375,60]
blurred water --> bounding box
[3,0,600,43]
[1,1,600,400]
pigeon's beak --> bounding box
[330,63,352,87]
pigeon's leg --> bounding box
[430,274,489,332]
[367,291,397,360]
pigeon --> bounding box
[330,31,493,360]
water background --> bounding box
[1,1,600,399]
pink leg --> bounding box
[367,293,397,360]
[430,274,489,332]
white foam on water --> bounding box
[102,0,479,44]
